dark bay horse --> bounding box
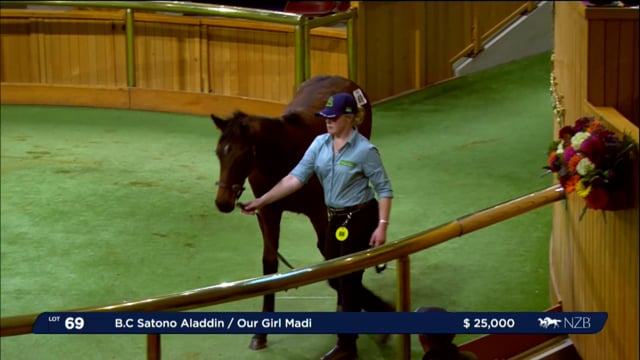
[211,75,372,350]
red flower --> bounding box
[585,186,609,210]
[573,117,593,132]
[558,125,575,143]
[580,134,604,164]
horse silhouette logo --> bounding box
[538,317,562,328]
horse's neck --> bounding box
[252,120,310,181]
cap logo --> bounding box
[325,96,334,107]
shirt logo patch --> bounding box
[339,160,356,167]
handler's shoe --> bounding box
[320,345,358,360]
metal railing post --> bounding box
[147,334,160,360]
[471,4,481,56]
[294,22,305,90]
[125,8,136,87]
[396,255,411,360]
[303,19,310,80]
[347,15,356,81]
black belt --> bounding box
[327,199,376,216]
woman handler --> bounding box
[240,92,393,360]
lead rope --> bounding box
[254,211,295,270]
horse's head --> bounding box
[211,111,258,213]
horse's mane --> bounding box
[282,112,304,125]
[219,111,314,174]
[214,75,372,181]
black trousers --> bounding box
[324,200,389,347]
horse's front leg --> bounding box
[249,208,282,350]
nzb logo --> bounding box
[538,316,592,329]
[538,317,561,328]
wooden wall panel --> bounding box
[576,105,639,360]
[33,19,123,87]
[0,19,39,83]
[112,22,127,88]
[206,26,295,103]
[129,88,285,117]
[134,21,201,92]
[208,27,236,97]
[551,110,639,360]
[310,35,348,80]
[588,20,606,106]
[353,1,535,97]
[389,5,419,96]
[424,2,472,86]
[587,16,639,126]
[553,2,589,124]
[617,20,638,124]
[355,1,423,101]
[551,3,639,359]
[0,83,129,108]
[560,171,639,360]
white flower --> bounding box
[576,157,595,176]
[556,141,565,154]
[571,132,591,150]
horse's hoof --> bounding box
[249,335,267,350]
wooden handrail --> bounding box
[450,1,537,67]
[584,100,639,143]
[1,185,565,337]
[479,2,533,44]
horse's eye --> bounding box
[223,144,231,155]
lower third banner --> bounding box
[33,312,607,335]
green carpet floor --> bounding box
[1,52,554,359]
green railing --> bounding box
[1,185,566,360]
[0,0,358,89]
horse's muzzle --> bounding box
[215,181,245,213]
[215,198,235,213]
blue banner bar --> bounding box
[33,312,607,335]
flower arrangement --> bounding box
[545,116,637,217]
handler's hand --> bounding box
[369,226,387,247]
[239,199,262,215]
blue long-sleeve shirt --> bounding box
[290,129,393,208]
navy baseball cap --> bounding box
[316,93,357,118]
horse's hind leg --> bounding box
[249,209,282,350]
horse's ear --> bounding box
[211,114,227,131]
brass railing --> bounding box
[450,1,538,68]
[0,0,358,88]
[1,185,566,359]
